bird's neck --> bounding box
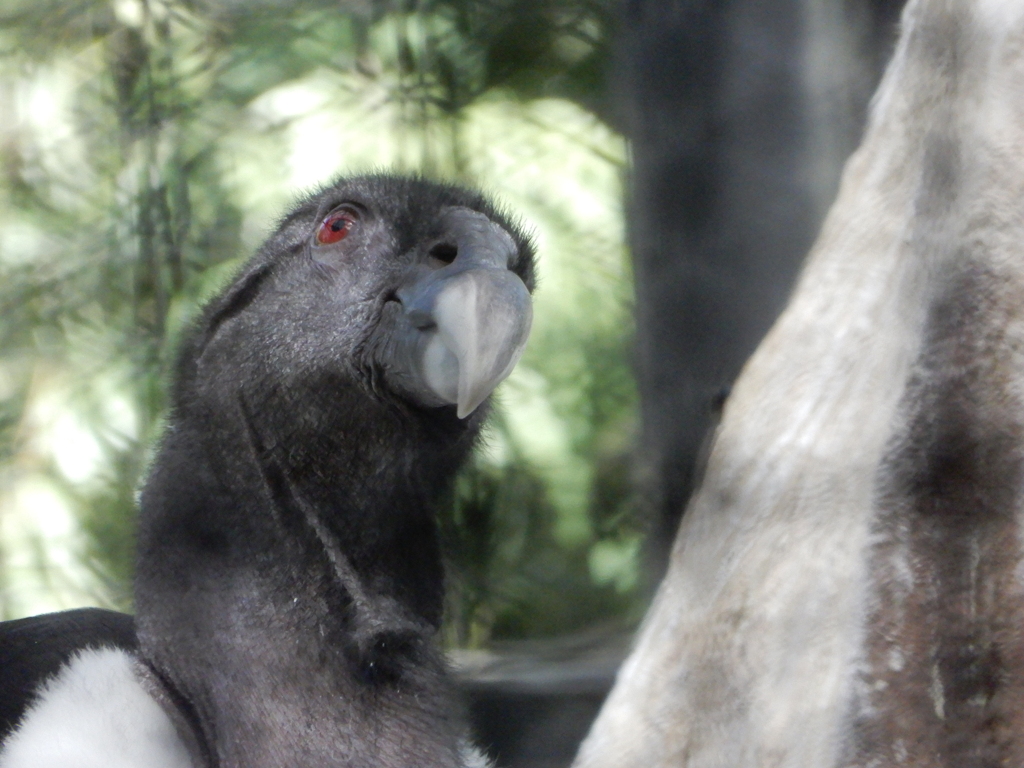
[133,389,478,768]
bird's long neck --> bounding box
[133,384,478,768]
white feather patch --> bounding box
[0,647,193,768]
[460,740,494,768]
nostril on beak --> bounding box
[429,243,458,265]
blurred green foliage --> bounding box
[0,0,640,643]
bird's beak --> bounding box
[393,208,533,418]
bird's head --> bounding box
[175,175,535,434]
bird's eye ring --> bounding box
[316,208,359,245]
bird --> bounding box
[0,173,535,768]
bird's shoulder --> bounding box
[0,642,193,768]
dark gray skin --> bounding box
[134,175,535,768]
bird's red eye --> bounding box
[316,209,357,245]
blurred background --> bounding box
[0,0,904,765]
[0,0,639,632]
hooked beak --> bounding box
[390,208,533,418]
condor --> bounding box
[0,175,534,768]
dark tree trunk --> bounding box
[461,7,908,768]
[616,0,905,584]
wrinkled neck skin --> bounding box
[134,376,481,768]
